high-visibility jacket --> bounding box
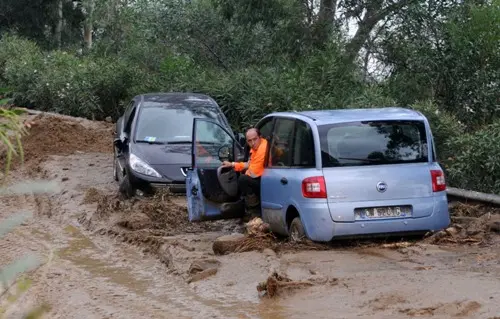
[234,138,268,178]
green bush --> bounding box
[0,35,144,120]
[445,120,500,194]
[0,35,44,106]
[27,51,100,118]
[155,45,381,130]
[411,100,465,164]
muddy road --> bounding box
[1,112,499,319]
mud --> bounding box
[1,110,499,318]
[0,112,112,174]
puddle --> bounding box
[59,225,152,294]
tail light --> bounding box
[302,176,327,198]
[430,169,446,192]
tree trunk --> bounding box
[83,0,95,51]
[345,2,383,64]
[55,0,63,49]
[344,0,418,64]
[313,0,337,48]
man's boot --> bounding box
[220,199,245,218]
[244,194,261,219]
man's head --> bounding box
[245,128,261,150]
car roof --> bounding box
[265,107,426,125]
[135,92,219,108]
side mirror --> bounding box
[113,138,123,149]
[115,132,129,149]
[218,145,231,162]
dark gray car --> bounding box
[112,92,240,198]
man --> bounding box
[221,128,267,216]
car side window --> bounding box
[291,120,315,167]
[258,117,274,141]
[269,118,295,168]
[125,101,134,114]
[194,120,235,167]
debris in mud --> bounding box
[187,268,218,284]
[158,244,173,266]
[398,300,481,317]
[212,233,276,255]
[213,218,329,255]
[188,259,221,274]
[245,217,270,235]
[380,242,414,249]
[367,293,408,311]
[81,187,108,205]
[80,191,237,269]
[89,191,206,233]
[187,260,221,283]
[424,203,500,245]
[117,213,152,230]
[256,272,336,298]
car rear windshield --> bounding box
[318,120,429,167]
[134,102,225,144]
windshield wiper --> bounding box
[136,140,165,145]
[166,141,192,144]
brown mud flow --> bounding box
[1,110,500,318]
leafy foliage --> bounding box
[411,100,465,163]
[445,120,500,194]
[381,0,500,130]
[0,91,26,177]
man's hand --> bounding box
[221,161,233,168]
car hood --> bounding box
[130,143,191,165]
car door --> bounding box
[186,118,244,222]
[116,104,137,176]
[259,117,296,234]
[260,118,317,236]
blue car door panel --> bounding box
[186,118,243,222]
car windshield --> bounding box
[134,101,225,144]
[318,120,429,167]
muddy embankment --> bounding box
[1,110,500,319]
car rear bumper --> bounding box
[299,197,450,242]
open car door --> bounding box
[186,118,245,222]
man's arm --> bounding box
[221,160,249,172]
[233,160,249,172]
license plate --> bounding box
[354,205,412,220]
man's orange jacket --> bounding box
[234,138,268,178]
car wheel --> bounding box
[289,217,306,242]
[113,156,119,182]
[119,173,135,199]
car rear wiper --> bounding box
[338,157,384,162]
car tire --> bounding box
[113,156,119,182]
[119,173,135,199]
[289,217,306,242]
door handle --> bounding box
[191,186,198,196]
[280,177,288,185]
